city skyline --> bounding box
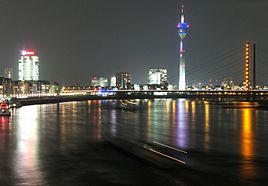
[0,0,267,85]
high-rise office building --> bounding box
[4,68,13,79]
[115,72,131,89]
[148,69,168,85]
[18,50,39,81]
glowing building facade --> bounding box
[91,76,108,87]
[110,76,116,87]
[115,72,131,89]
[177,5,190,90]
[4,68,13,79]
[18,50,39,81]
[148,69,168,85]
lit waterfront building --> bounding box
[18,50,39,81]
[0,77,13,97]
[177,5,190,90]
[221,77,234,90]
[134,84,140,91]
[4,68,13,79]
[148,68,168,85]
[91,76,108,87]
[115,72,131,89]
[110,76,116,87]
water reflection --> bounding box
[0,100,267,185]
[172,100,176,129]
[0,116,10,128]
[147,100,152,141]
[59,103,67,144]
[176,99,189,149]
[241,108,253,158]
[241,108,255,179]
[191,101,196,129]
[204,102,210,152]
[0,116,11,156]
[165,100,171,131]
[110,110,118,136]
[92,100,102,140]
[15,106,43,185]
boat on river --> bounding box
[9,100,22,108]
[0,99,11,116]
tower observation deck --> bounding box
[177,5,190,90]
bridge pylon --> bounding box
[245,41,250,92]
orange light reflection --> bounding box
[204,102,210,152]
[241,108,253,158]
[240,108,255,179]
[166,100,170,128]
[172,100,176,129]
[147,100,152,141]
[191,101,196,129]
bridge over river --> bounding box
[15,90,268,106]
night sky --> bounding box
[0,0,267,85]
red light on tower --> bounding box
[245,42,250,91]
[21,50,35,56]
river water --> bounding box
[0,99,268,185]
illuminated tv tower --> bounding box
[177,4,190,90]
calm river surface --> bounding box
[0,99,268,185]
